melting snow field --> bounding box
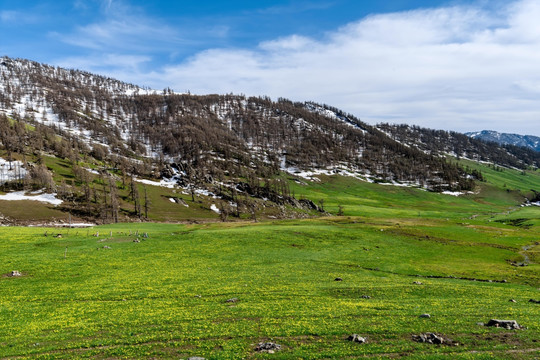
[0,191,63,205]
[135,178,177,189]
[0,158,27,184]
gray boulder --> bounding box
[347,334,367,343]
[255,342,281,353]
[412,332,445,344]
[485,319,522,329]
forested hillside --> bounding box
[2,56,537,222]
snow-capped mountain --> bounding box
[2,55,538,206]
[0,56,487,192]
[1,56,540,223]
[466,130,540,152]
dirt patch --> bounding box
[470,332,523,346]
[2,270,26,278]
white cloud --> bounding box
[57,53,152,74]
[57,18,184,52]
[0,10,41,24]
[55,0,185,53]
[134,0,540,136]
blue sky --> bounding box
[2,0,540,135]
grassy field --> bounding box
[0,164,539,359]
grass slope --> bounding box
[0,162,538,359]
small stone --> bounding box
[509,299,516,303]
[195,295,202,298]
[187,357,206,360]
[476,322,485,326]
[10,270,21,277]
[334,277,343,281]
[361,295,371,299]
[419,314,431,318]
[255,342,281,353]
[347,334,367,343]
[226,297,238,303]
[103,245,111,249]
[413,281,423,285]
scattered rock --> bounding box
[194,295,202,298]
[103,245,112,249]
[509,299,516,303]
[187,357,206,360]
[10,270,21,277]
[413,281,423,285]
[133,239,140,243]
[334,277,343,281]
[347,334,367,343]
[226,297,238,303]
[255,342,281,353]
[529,299,540,304]
[361,295,371,299]
[54,234,62,238]
[412,332,445,344]
[419,314,431,318]
[485,319,523,330]
[476,322,485,326]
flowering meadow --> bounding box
[0,214,538,359]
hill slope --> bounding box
[0,56,538,223]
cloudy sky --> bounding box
[1,0,540,135]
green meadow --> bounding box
[0,164,539,359]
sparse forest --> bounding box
[1,56,537,223]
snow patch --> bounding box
[441,190,473,197]
[135,177,178,189]
[0,191,62,205]
[210,204,220,213]
[0,158,27,183]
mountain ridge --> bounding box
[466,130,540,152]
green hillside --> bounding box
[1,162,538,359]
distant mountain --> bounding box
[466,130,540,152]
[377,124,540,169]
